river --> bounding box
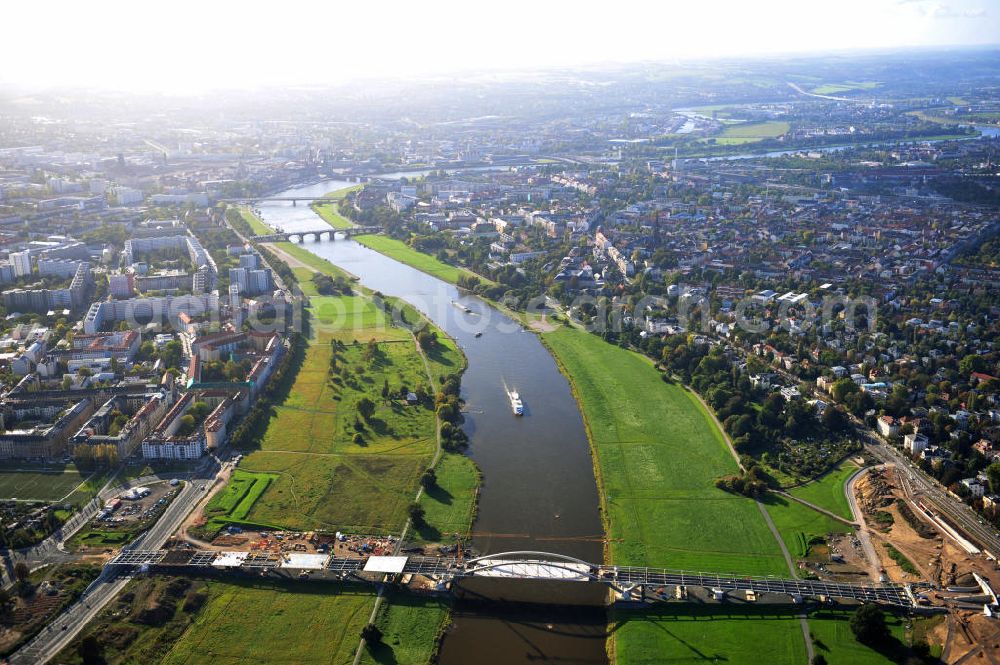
[256,181,609,665]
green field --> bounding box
[313,204,355,229]
[761,493,853,559]
[0,464,96,502]
[714,120,791,145]
[540,327,904,663]
[228,248,467,535]
[611,605,808,664]
[808,610,906,665]
[353,234,496,287]
[161,581,374,665]
[811,80,881,95]
[200,469,278,534]
[414,452,479,543]
[541,328,787,576]
[237,330,438,532]
[359,595,448,665]
[615,606,906,665]
[311,186,362,230]
[238,207,272,235]
[787,462,858,520]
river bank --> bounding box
[174,231,477,664]
[337,212,915,663]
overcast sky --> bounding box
[3,0,999,92]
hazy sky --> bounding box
[3,0,999,92]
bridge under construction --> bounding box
[108,549,915,607]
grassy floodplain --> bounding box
[714,120,791,145]
[811,80,881,95]
[311,185,363,229]
[230,255,469,534]
[540,326,898,665]
[353,234,496,287]
[787,461,859,520]
[199,469,279,534]
[57,576,443,665]
[344,233,908,665]
[761,493,852,559]
[237,207,272,235]
[541,327,787,575]
[359,596,449,665]
[217,237,477,538]
[161,581,374,665]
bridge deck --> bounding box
[250,226,382,243]
[108,550,913,606]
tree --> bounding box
[357,397,376,422]
[811,655,828,665]
[416,329,438,351]
[849,603,889,645]
[959,354,987,376]
[831,377,860,403]
[407,502,426,526]
[987,462,1000,494]
[822,405,849,432]
[78,634,104,665]
[420,468,437,490]
[13,562,31,597]
[361,623,382,645]
[176,414,197,436]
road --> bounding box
[864,436,1000,557]
[844,465,883,581]
[8,460,218,665]
[713,329,1000,566]
[0,472,194,587]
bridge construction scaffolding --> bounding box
[109,549,915,607]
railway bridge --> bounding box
[109,549,915,607]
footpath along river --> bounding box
[257,179,610,665]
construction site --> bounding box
[850,464,1000,661]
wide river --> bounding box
[256,180,609,665]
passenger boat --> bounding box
[508,390,524,416]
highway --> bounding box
[8,460,217,665]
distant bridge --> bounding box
[251,226,382,243]
[108,549,915,607]
[222,196,350,206]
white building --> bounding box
[113,186,144,206]
[877,416,900,438]
[10,251,31,278]
[904,432,929,456]
[961,477,986,499]
[141,438,205,460]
